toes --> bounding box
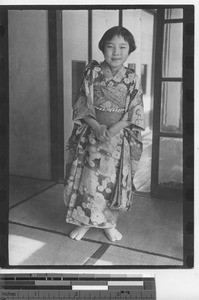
[114,229,122,241]
[104,228,115,242]
[70,228,79,239]
[70,226,89,241]
[75,228,88,241]
[105,228,122,242]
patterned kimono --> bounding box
[64,60,145,229]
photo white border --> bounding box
[0,1,198,299]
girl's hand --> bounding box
[108,120,129,138]
[93,124,110,143]
[108,123,123,138]
[83,116,110,143]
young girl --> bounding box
[64,26,145,242]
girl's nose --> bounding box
[113,47,120,55]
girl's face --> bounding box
[103,35,130,73]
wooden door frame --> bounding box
[151,6,194,199]
[151,8,165,196]
[49,7,193,199]
[50,8,157,186]
[48,10,64,182]
[151,8,183,198]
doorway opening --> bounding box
[62,8,155,194]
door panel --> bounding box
[164,8,183,19]
[162,23,183,78]
[160,81,183,134]
[158,137,183,187]
[151,8,184,195]
[62,10,88,167]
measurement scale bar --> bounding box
[72,285,108,290]
[35,281,71,286]
[0,274,156,300]
[108,281,143,286]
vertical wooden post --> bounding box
[0,9,9,267]
[48,10,64,182]
[183,5,194,268]
[119,9,123,26]
[88,10,92,62]
[150,9,164,196]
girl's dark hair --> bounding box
[98,26,136,54]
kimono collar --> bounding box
[100,60,126,81]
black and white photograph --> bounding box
[7,6,188,267]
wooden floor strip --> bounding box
[83,243,111,265]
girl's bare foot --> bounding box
[70,226,90,241]
[104,228,122,242]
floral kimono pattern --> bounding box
[64,60,145,229]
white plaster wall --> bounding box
[9,10,51,179]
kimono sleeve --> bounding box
[127,75,145,131]
[72,66,96,126]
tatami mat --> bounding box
[94,245,183,266]
[9,175,55,207]
[9,184,74,236]
[9,223,100,266]
[9,181,183,264]
[84,196,183,260]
